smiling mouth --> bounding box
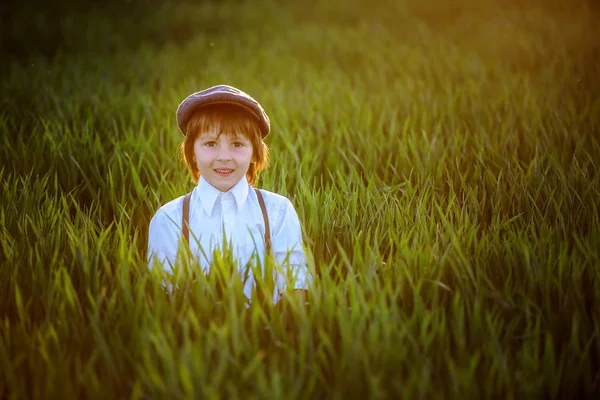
[214,168,234,175]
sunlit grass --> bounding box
[1,0,599,398]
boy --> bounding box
[147,85,310,304]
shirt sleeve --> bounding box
[147,208,180,275]
[271,198,312,292]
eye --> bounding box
[204,141,217,147]
[232,142,245,148]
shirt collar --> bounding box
[196,175,249,217]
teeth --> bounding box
[215,169,232,173]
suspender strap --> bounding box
[254,188,271,254]
[182,192,192,245]
[181,189,271,254]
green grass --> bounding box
[1,0,599,398]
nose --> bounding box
[217,146,232,161]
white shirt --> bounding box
[147,175,311,303]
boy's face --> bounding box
[193,128,254,192]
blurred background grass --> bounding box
[1,0,599,398]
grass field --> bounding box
[1,0,599,398]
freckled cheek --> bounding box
[194,146,212,157]
[239,147,253,157]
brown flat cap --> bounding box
[176,84,270,137]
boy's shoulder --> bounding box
[252,188,293,210]
[151,194,185,222]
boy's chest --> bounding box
[188,204,267,263]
